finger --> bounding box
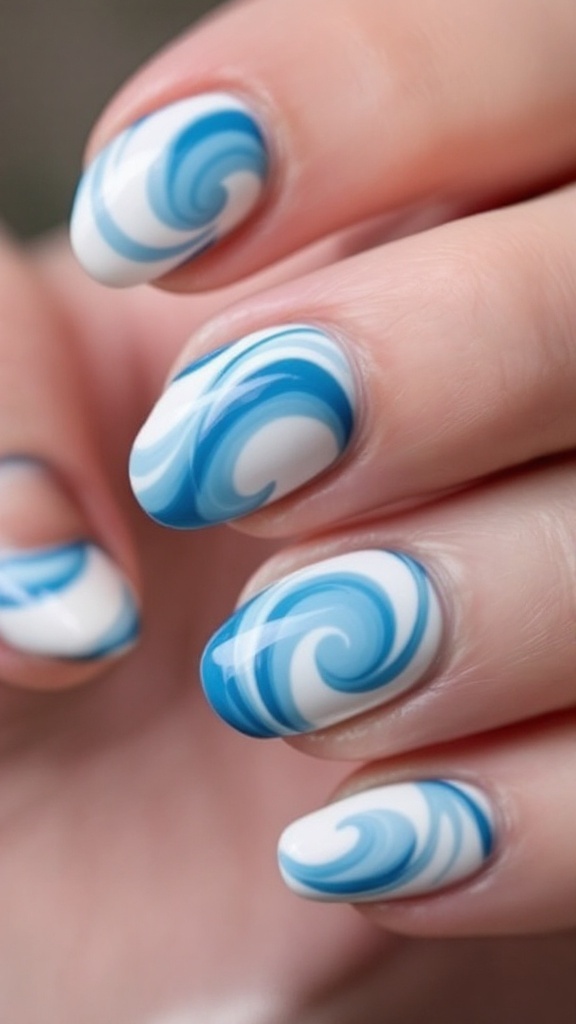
[0,234,140,689]
[200,460,576,756]
[278,715,576,936]
[129,185,576,536]
[70,0,576,288]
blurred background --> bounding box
[0,0,222,238]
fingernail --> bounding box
[70,92,270,287]
[200,549,442,736]
[278,779,495,902]
[129,324,356,528]
[0,459,139,660]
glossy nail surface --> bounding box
[201,549,443,736]
[278,780,495,902]
[0,541,139,659]
[70,92,269,286]
[130,325,356,529]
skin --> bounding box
[0,0,575,1019]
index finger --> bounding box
[70,0,576,289]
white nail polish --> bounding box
[202,549,442,736]
[130,324,356,529]
[70,92,269,287]
[0,541,139,659]
[278,780,495,902]
[0,459,139,660]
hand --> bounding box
[1,0,576,1019]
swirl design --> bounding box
[278,780,494,902]
[201,549,442,737]
[129,325,356,529]
[70,93,269,287]
[0,542,139,659]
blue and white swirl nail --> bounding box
[70,92,269,286]
[129,325,356,529]
[0,541,139,659]
[278,780,495,902]
[201,549,443,737]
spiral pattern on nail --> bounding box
[278,780,494,901]
[70,93,269,286]
[0,542,139,659]
[129,325,356,529]
[201,550,443,737]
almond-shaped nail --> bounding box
[0,460,139,660]
[70,92,270,286]
[129,325,356,528]
[278,780,495,902]
[201,549,443,736]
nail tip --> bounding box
[200,636,279,739]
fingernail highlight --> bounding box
[200,549,443,737]
[129,324,356,529]
[278,780,495,902]
[70,92,270,287]
[0,459,139,660]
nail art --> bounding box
[0,541,139,659]
[201,549,442,737]
[129,325,356,528]
[278,780,495,902]
[70,92,269,287]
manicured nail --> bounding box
[0,459,139,659]
[201,549,442,736]
[129,324,356,528]
[70,92,269,287]
[278,779,495,902]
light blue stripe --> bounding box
[0,542,87,608]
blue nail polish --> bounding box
[0,541,139,659]
[129,324,356,529]
[278,780,495,902]
[70,92,269,287]
[201,549,443,737]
